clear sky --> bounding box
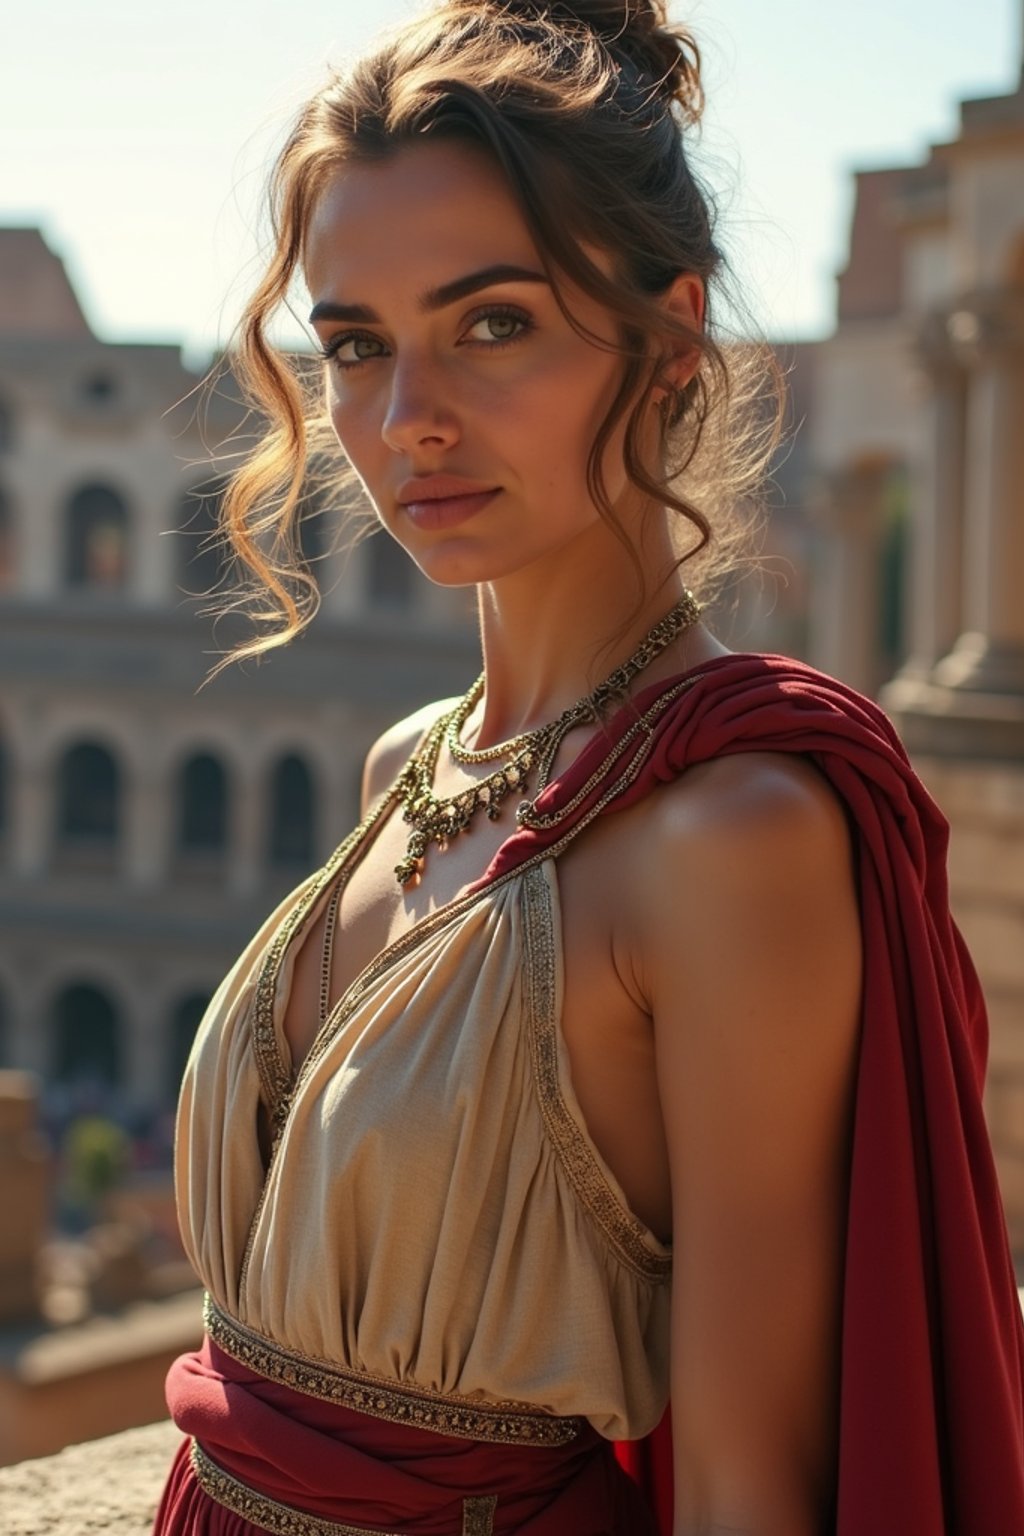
[2,0,1020,364]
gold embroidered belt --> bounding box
[190,1439,498,1536]
[203,1293,581,1448]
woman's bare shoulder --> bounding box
[637,749,851,865]
[619,748,858,982]
[360,696,462,814]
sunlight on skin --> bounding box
[303,135,704,596]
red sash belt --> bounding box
[153,1326,657,1536]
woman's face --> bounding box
[303,137,673,589]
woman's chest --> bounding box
[280,793,673,1241]
[281,797,522,1074]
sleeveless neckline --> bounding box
[249,667,716,1128]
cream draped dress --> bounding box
[175,781,672,1443]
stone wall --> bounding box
[916,756,1024,1263]
[0,1418,179,1534]
[0,1290,203,1468]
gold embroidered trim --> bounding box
[250,788,399,1125]
[204,1296,581,1447]
[522,865,672,1283]
[239,783,405,1295]
[189,1439,406,1536]
[462,1497,497,1536]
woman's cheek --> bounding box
[329,396,375,461]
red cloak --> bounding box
[475,651,1024,1535]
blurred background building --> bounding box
[0,44,1022,1475]
[0,227,476,1131]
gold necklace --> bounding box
[393,590,701,886]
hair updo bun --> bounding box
[499,0,704,123]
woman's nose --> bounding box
[380,358,460,454]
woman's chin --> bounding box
[409,544,530,590]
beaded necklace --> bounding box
[315,590,702,1030]
[393,589,701,886]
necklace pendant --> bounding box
[395,853,424,887]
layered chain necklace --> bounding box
[392,590,702,886]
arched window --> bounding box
[57,742,120,843]
[65,484,129,590]
[168,992,211,1100]
[52,982,121,1088]
[0,486,13,589]
[367,530,415,610]
[176,479,230,597]
[178,753,228,853]
[268,754,316,867]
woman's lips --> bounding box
[402,489,499,531]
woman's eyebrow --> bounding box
[308,263,549,324]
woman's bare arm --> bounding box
[635,752,863,1536]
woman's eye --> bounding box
[464,308,531,346]
[321,333,385,368]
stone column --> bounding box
[808,461,890,695]
[894,311,968,684]
[10,739,52,879]
[124,772,168,889]
[228,767,265,899]
[933,290,1024,693]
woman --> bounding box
[154,3,1024,1533]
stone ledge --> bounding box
[9,1290,205,1385]
[0,1418,180,1535]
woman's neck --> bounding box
[465,510,722,749]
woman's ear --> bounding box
[653,272,705,397]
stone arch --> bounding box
[267,753,316,868]
[56,740,121,845]
[51,980,122,1089]
[168,991,211,1102]
[65,482,130,590]
[177,751,229,854]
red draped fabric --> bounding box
[154,1335,658,1535]
[472,652,1024,1535]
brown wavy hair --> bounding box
[201,0,784,680]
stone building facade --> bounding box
[0,229,478,1122]
[808,63,1024,1257]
